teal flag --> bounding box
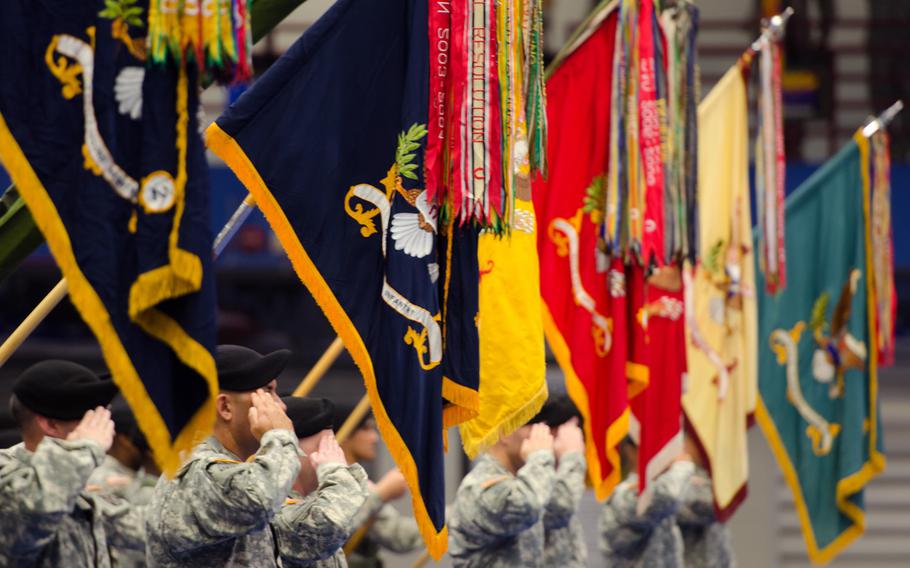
[756,133,885,564]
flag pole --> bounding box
[0,196,259,367]
[343,515,377,556]
[292,336,345,397]
[409,551,432,568]
[747,6,794,56]
[336,394,371,443]
[0,279,68,366]
[214,194,257,256]
[862,100,904,138]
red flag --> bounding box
[629,266,686,506]
[534,3,630,500]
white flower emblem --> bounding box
[390,191,438,259]
[114,66,145,120]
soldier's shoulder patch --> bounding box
[480,475,511,490]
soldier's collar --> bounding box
[8,442,31,463]
[203,435,244,461]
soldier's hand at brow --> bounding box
[68,406,115,452]
[554,422,585,458]
[521,423,554,461]
[308,432,346,469]
[249,390,295,440]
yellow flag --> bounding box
[683,66,758,518]
[460,198,548,458]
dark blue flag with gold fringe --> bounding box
[0,0,220,475]
[206,0,463,556]
[440,225,480,431]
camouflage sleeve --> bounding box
[454,449,556,547]
[676,467,715,526]
[544,451,586,530]
[599,462,695,560]
[157,429,301,554]
[367,500,423,553]
[85,460,118,493]
[599,480,647,559]
[131,471,159,507]
[0,438,103,555]
[646,461,694,525]
[349,488,384,530]
[273,462,370,566]
[92,494,147,552]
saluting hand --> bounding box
[67,406,115,452]
[520,423,554,461]
[249,389,294,440]
[308,432,346,469]
[554,420,585,459]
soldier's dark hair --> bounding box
[9,394,34,428]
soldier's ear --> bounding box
[216,393,232,421]
[35,415,74,439]
[34,415,55,437]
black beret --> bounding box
[282,396,335,439]
[109,396,149,452]
[331,399,372,433]
[216,345,291,392]
[530,394,582,428]
[14,360,119,420]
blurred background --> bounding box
[0,0,907,566]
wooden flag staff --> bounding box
[336,394,371,443]
[292,336,346,397]
[0,279,68,365]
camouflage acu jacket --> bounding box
[86,455,158,567]
[346,489,423,568]
[677,465,734,568]
[599,461,695,568]
[543,451,587,568]
[87,455,158,506]
[449,450,556,568]
[145,429,300,567]
[275,461,370,568]
[0,438,146,568]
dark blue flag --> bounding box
[440,224,480,430]
[0,0,217,475]
[207,0,456,555]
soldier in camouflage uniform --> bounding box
[145,345,302,567]
[0,360,146,567]
[86,400,161,567]
[599,437,695,567]
[538,396,588,568]
[87,400,160,506]
[274,396,371,567]
[332,402,422,568]
[676,436,734,568]
[449,422,556,568]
